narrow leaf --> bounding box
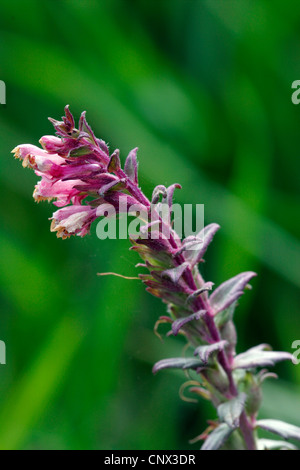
[234,350,294,370]
[164,183,182,208]
[78,111,97,145]
[124,147,138,184]
[209,272,257,314]
[152,357,205,374]
[187,282,214,303]
[214,302,237,328]
[256,420,300,441]
[201,423,234,451]
[64,105,75,129]
[151,185,167,204]
[246,343,272,353]
[258,439,298,450]
[162,262,190,284]
[98,178,125,196]
[194,340,228,364]
[172,310,206,336]
[174,239,202,257]
[184,223,220,264]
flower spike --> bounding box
[13,107,299,451]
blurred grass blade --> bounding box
[0,316,85,450]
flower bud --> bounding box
[220,320,237,362]
[203,363,230,395]
[39,135,65,154]
[242,372,263,417]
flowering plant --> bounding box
[13,107,300,450]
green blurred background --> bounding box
[0,0,299,450]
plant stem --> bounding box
[239,412,257,450]
[113,168,258,449]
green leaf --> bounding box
[217,393,247,428]
[257,439,298,451]
[107,149,120,172]
[162,262,190,283]
[152,357,205,374]
[256,419,300,441]
[210,272,257,314]
[69,145,92,157]
[194,340,228,364]
[234,348,294,370]
[201,423,234,451]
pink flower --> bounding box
[33,178,86,206]
[39,135,67,154]
[50,205,97,239]
[13,144,65,172]
[12,106,147,238]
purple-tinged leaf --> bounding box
[173,238,203,257]
[98,178,126,196]
[201,423,234,451]
[256,420,300,442]
[153,357,205,374]
[124,148,138,184]
[151,185,167,204]
[131,232,172,253]
[145,276,182,293]
[246,343,272,354]
[64,105,75,129]
[184,223,220,265]
[78,110,97,145]
[162,262,190,284]
[146,289,189,308]
[107,150,121,172]
[233,349,294,370]
[96,139,109,155]
[209,272,257,314]
[164,183,182,208]
[217,393,247,429]
[171,310,206,336]
[194,340,228,364]
[49,105,76,137]
[187,282,214,304]
[105,193,147,215]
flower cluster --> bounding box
[13,106,148,239]
[13,107,300,450]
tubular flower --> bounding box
[13,107,300,451]
[12,105,149,237]
[50,205,97,239]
